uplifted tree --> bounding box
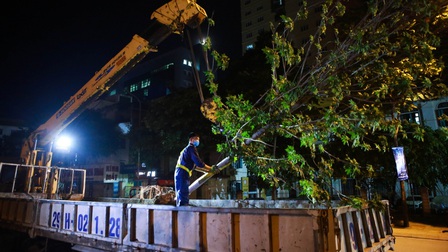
[202,0,448,205]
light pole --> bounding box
[121,93,141,126]
[121,93,142,183]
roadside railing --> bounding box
[0,162,85,200]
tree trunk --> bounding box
[420,186,431,217]
[272,185,277,200]
[360,187,368,200]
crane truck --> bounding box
[0,0,207,201]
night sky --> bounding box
[0,0,241,128]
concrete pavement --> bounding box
[392,221,448,252]
[392,221,448,240]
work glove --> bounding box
[211,165,219,173]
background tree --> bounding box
[203,0,448,205]
[134,88,221,178]
[398,124,448,214]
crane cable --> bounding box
[186,29,204,103]
[185,11,229,185]
[186,13,218,123]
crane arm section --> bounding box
[21,0,207,165]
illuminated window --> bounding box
[130,84,138,92]
[273,0,283,7]
[152,63,174,74]
[400,111,420,124]
[436,102,448,127]
[141,79,150,88]
[246,44,254,50]
[182,59,192,67]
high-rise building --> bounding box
[240,0,284,54]
[240,0,328,54]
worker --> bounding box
[175,132,212,206]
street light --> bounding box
[54,135,73,152]
[53,135,75,167]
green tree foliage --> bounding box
[204,0,448,204]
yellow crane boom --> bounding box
[20,0,207,167]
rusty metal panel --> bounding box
[372,209,384,238]
[177,211,200,250]
[337,212,348,252]
[153,209,173,247]
[346,211,359,251]
[205,212,233,252]
[336,209,358,252]
[50,203,62,229]
[367,208,379,242]
[7,199,18,221]
[62,204,75,231]
[335,203,395,252]
[239,212,271,251]
[31,201,127,250]
[135,208,149,243]
[0,199,7,220]
[278,214,317,251]
[352,211,366,250]
[38,202,51,227]
[361,209,375,246]
[16,200,26,222]
[108,205,123,239]
[0,198,395,252]
[76,204,90,234]
[91,205,107,236]
[378,211,388,237]
[24,201,34,225]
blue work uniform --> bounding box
[174,143,206,206]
